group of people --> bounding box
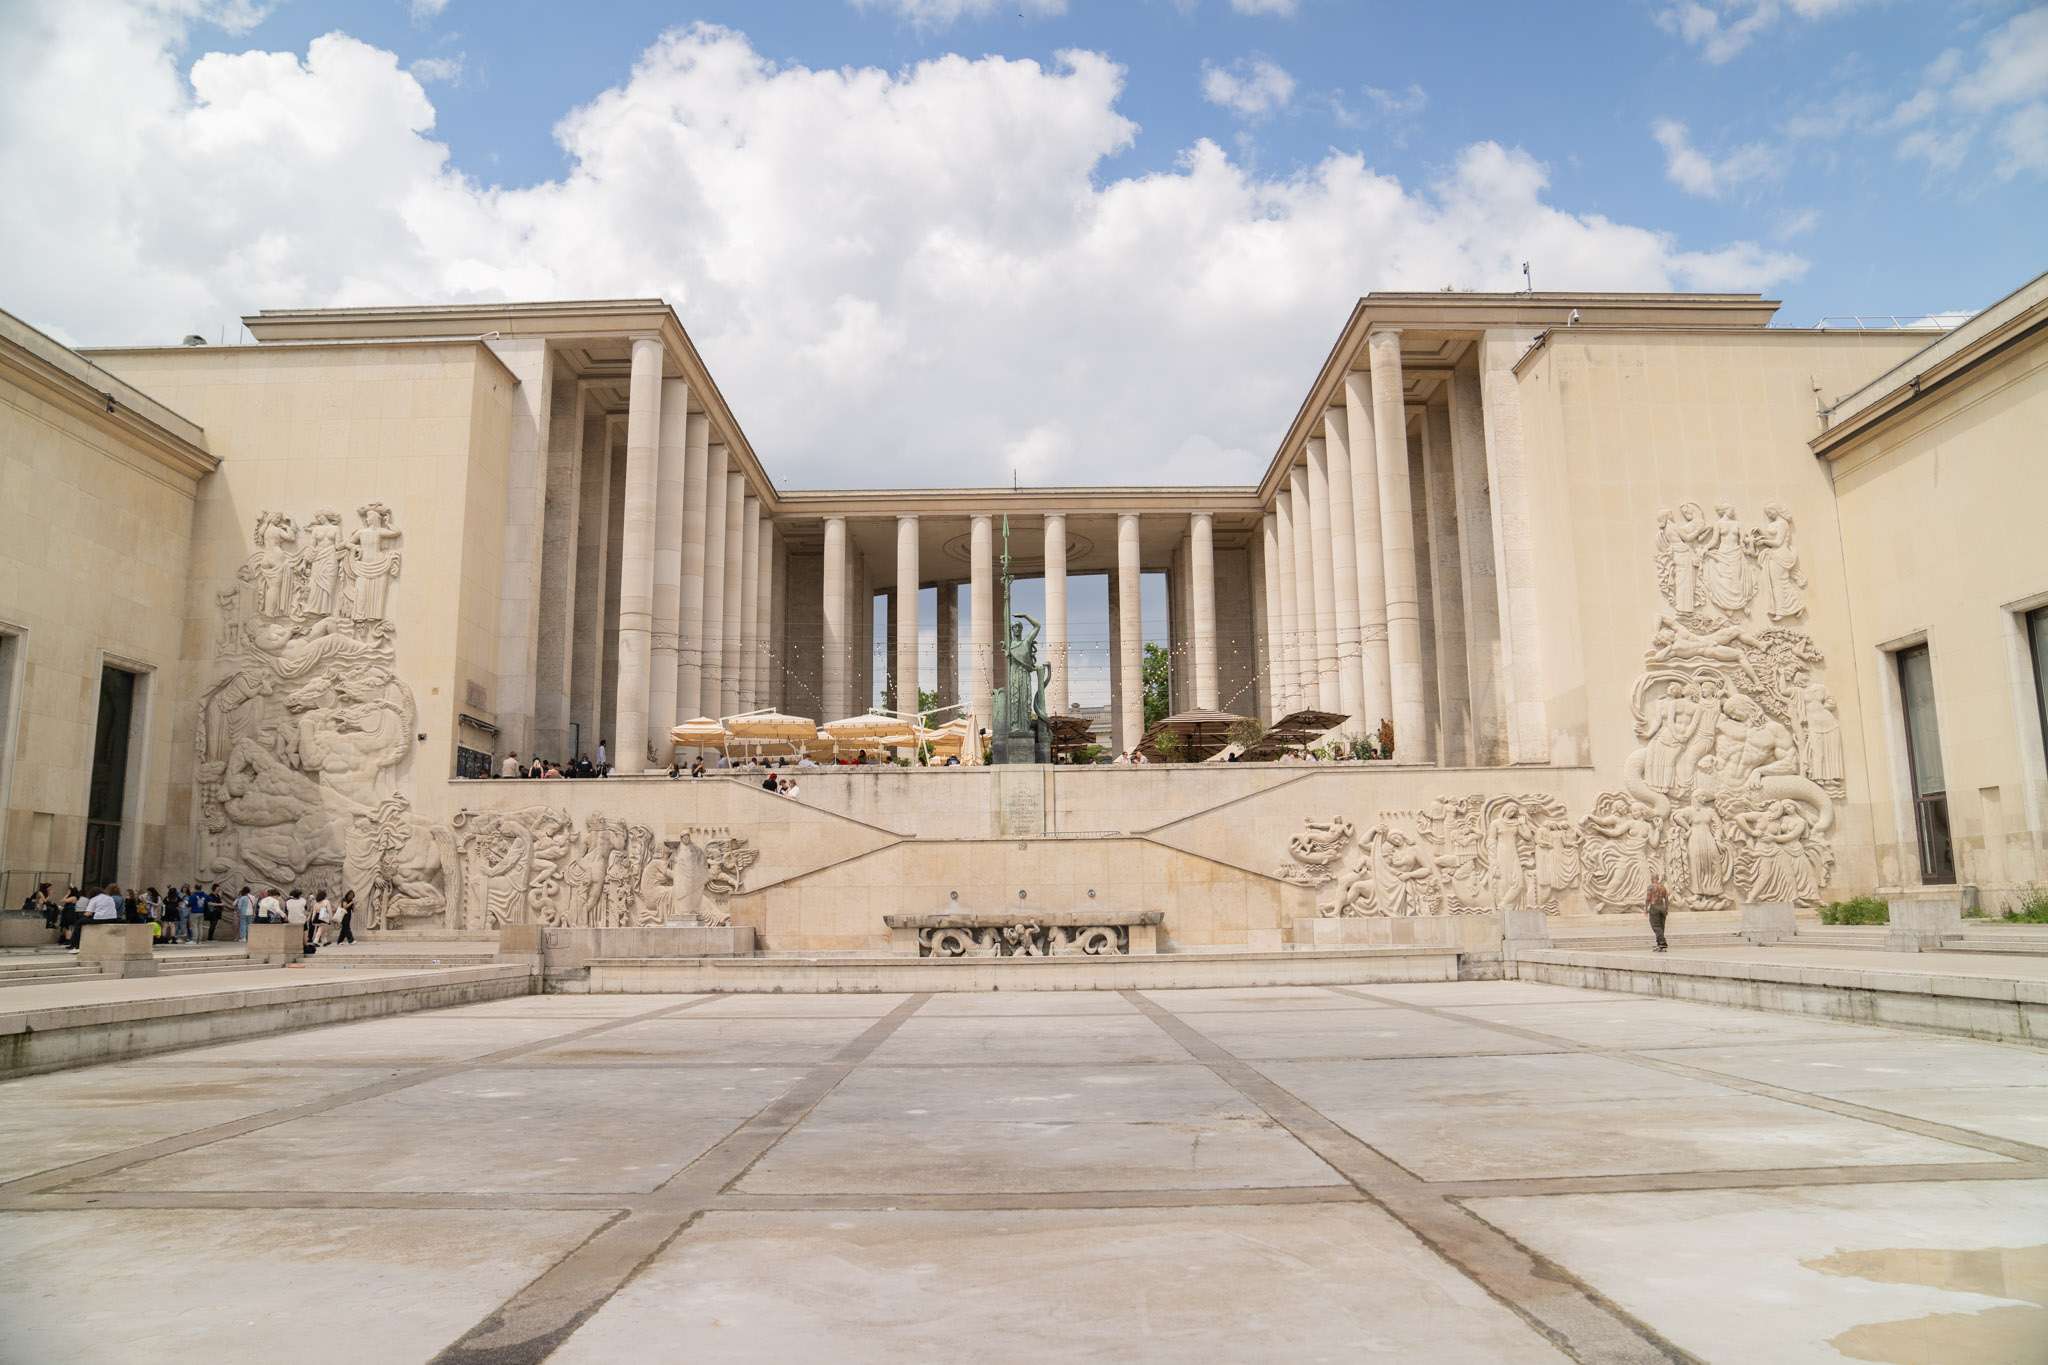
[23,882,228,948]
[237,887,357,948]
[500,744,610,780]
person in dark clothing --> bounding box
[1645,876,1671,952]
[336,890,357,945]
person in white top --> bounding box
[779,779,801,799]
[311,891,334,945]
[284,892,308,924]
[258,890,283,923]
[86,887,121,921]
[500,752,521,779]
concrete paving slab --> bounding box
[429,994,709,1018]
[1834,1087,2048,1148]
[914,990,1140,1016]
[1638,1037,2048,1093]
[146,1013,592,1065]
[547,1205,1571,1364]
[866,1014,1192,1065]
[1183,1010,1564,1060]
[1256,1052,1728,1113]
[521,1015,875,1065]
[1140,986,1384,1013]
[737,1113,1342,1194]
[1439,997,1905,1050]
[74,1065,809,1194]
[1326,1093,2009,1181]
[0,1064,403,1183]
[682,992,915,1017]
[1347,980,1641,1007]
[0,1208,613,1365]
[810,1063,1264,1124]
[1467,1180,2048,1365]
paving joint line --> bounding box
[0,994,729,1202]
[1118,990,1689,1365]
[424,992,933,1365]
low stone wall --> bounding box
[0,965,536,1078]
[1513,949,2045,1045]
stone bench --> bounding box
[79,923,158,978]
[883,911,1162,957]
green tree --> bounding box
[917,687,940,718]
[1142,642,1171,728]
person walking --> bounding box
[310,889,333,946]
[1645,875,1671,953]
[143,887,165,941]
[202,883,224,941]
[336,890,357,945]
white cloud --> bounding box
[1201,55,1295,118]
[1773,207,1820,239]
[408,53,463,84]
[1365,83,1426,117]
[1651,118,1777,196]
[1865,9,2048,178]
[1995,99,2048,176]
[1656,0,1867,63]
[407,0,450,22]
[0,10,1809,489]
[1228,0,1298,15]
[852,0,1066,27]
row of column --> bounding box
[814,509,1217,755]
[612,336,782,772]
[1253,328,1543,765]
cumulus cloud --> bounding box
[1656,0,1867,63]
[852,0,1067,26]
[1871,9,2048,178]
[1228,0,1298,15]
[408,53,463,84]
[0,8,1808,488]
[1651,118,1777,196]
[1201,55,1295,118]
[407,0,450,22]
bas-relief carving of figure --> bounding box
[297,511,344,617]
[346,501,402,623]
[1752,501,1808,620]
[1700,502,1757,617]
[252,512,298,618]
[1281,501,1845,918]
[345,796,447,930]
[452,811,534,930]
[1580,794,1659,911]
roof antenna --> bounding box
[1521,261,1533,293]
[1012,467,1018,491]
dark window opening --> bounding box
[1897,644,1953,885]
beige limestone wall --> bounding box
[1514,329,1928,899]
[1827,334,2048,901]
[92,342,516,868]
[0,369,200,891]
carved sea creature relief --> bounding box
[1278,816,1356,886]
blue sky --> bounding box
[216,0,2045,326]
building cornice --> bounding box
[770,486,1265,518]
[1810,270,2048,459]
[1,311,216,483]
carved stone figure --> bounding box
[660,829,758,925]
[1279,816,1355,885]
[252,512,298,618]
[1793,672,1845,793]
[297,511,345,617]
[1638,682,1698,793]
[1669,789,1730,910]
[345,501,402,624]
[1700,502,1756,616]
[1752,501,1807,620]
[1580,794,1659,911]
[1735,800,1825,905]
[345,796,447,929]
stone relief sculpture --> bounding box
[442,808,754,930]
[197,503,428,919]
[1282,500,1843,917]
[917,922,1131,957]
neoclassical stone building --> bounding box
[1,272,2043,946]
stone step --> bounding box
[0,966,103,986]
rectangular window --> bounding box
[1896,644,1954,884]
[84,666,137,889]
[2028,605,2048,778]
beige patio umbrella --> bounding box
[822,710,909,740]
[724,709,818,760]
[670,717,730,753]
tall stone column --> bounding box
[881,588,898,709]
[740,494,761,709]
[569,404,611,753]
[611,335,663,772]
[857,549,873,710]
[1272,487,1301,715]
[677,413,710,719]
[1117,513,1143,753]
[1342,371,1392,726]
[1320,408,1366,731]
[1422,400,1471,764]
[1043,512,1069,714]
[1287,467,1317,711]
[1189,511,1217,710]
[1479,328,1549,763]
[534,366,584,762]
[1260,512,1284,720]
[1368,329,1427,756]
[1304,438,1341,714]
[599,420,626,747]
[700,443,728,716]
[649,377,690,752]
[721,470,745,716]
[895,515,919,713]
[758,519,776,710]
[822,517,848,720]
[970,515,994,746]
[485,338,552,762]
[935,581,959,709]
[1446,363,1503,763]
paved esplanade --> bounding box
[3,981,2044,1363]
